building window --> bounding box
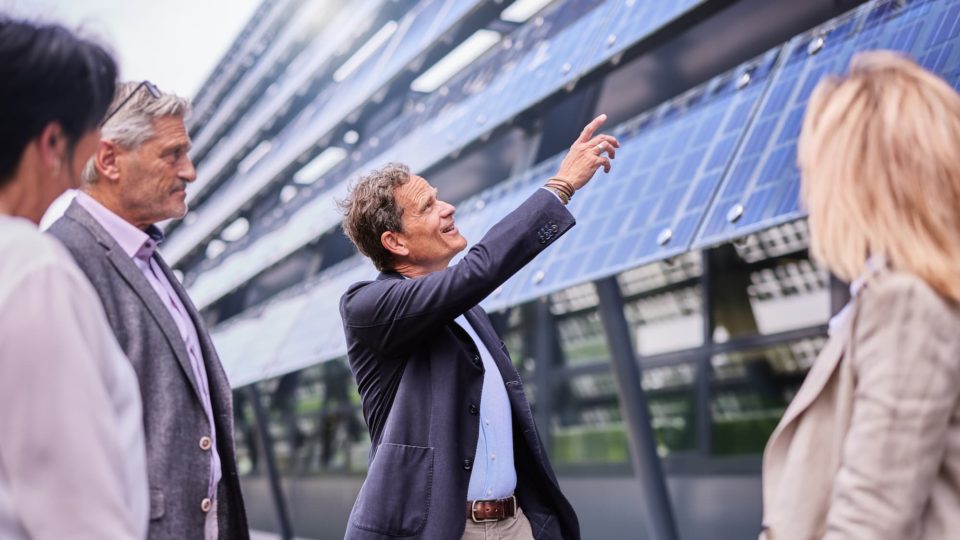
[251,358,370,476]
[711,336,826,455]
[549,283,629,467]
[642,362,697,455]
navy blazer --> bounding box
[340,189,580,539]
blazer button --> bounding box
[201,497,213,513]
[469,404,479,415]
[463,459,473,470]
[472,354,482,366]
[550,223,559,233]
[199,436,212,451]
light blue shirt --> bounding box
[456,315,517,501]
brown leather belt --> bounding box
[467,495,517,523]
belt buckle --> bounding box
[471,498,502,523]
[470,496,516,524]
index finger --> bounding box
[577,114,608,143]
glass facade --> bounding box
[233,224,832,477]
[237,358,370,478]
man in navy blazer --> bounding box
[338,115,619,539]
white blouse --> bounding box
[0,216,148,539]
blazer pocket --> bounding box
[149,487,165,520]
[352,443,434,536]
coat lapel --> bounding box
[766,302,857,449]
[464,306,521,384]
[64,202,205,401]
[153,253,232,400]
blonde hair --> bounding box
[798,50,960,301]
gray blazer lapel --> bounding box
[64,202,205,401]
[153,253,233,399]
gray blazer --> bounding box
[48,201,248,540]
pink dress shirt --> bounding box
[75,191,222,501]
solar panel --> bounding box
[213,292,311,388]
[213,258,377,388]
[693,0,960,249]
[578,0,704,70]
[473,48,782,311]
[422,0,704,175]
[164,0,488,267]
[181,0,707,303]
[269,260,377,381]
[206,0,960,387]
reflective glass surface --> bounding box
[711,336,827,455]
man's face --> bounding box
[392,175,467,273]
[114,115,195,228]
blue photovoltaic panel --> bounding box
[361,0,704,183]
[580,0,705,68]
[187,0,707,290]
[694,0,960,249]
[269,260,377,380]
[452,156,565,310]
[457,48,782,312]
[213,258,377,388]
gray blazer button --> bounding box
[201,498,213,513]
[469,404,479,415]
[463,459,473,470]
[199,436,212,451]
[550,223,559,232]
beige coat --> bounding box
[760,270,960,540]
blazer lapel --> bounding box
[64,202,205,401]
[464,307,521,383]
[767,304,857,447]
[153,253,232,398]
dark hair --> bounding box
[338,163,411,272]
[0,18,117,184]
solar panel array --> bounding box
[179,0,707,306]
[164,0,490,264]
[211,0,960,386]
[694,0,960,247]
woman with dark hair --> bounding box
[0,19,148,539]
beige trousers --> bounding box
[461,506,534,540]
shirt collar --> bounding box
[827,255,887,336]
[75,191,164,260]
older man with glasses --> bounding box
[48,81,249,540]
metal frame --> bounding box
[595,276,680,540]
[249,385,295,540]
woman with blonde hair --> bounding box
[760,50,960,539]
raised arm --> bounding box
[341,115,620,353]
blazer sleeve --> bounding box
[823,274,960,539]
[341,188,574,354]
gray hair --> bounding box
[81,81,190,183]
